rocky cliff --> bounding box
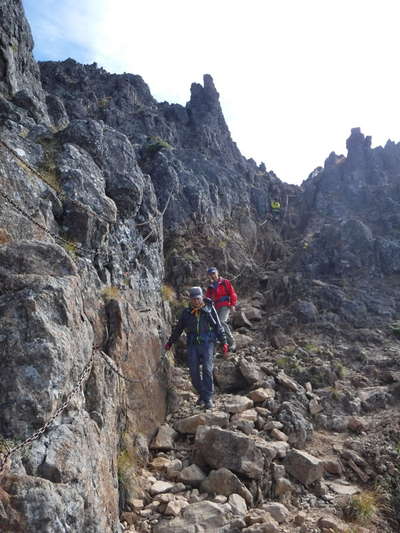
[1,1,400,532]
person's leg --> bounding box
[199,342,215,405]
[187,344,202,397]
[218,306,235,349]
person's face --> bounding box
[208,271,219,282]
[191,297,203,308]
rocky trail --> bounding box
[2,2,400,531]
[118,297,400,533]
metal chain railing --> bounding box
[0,345,170,476]
[98,349,169,385]
[0,351,95,475]
[0,137,175,476]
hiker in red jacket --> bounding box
[205,267,237,352]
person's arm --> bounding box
[167,311,186,345]
[226,280,238,307]
[211,305,227,344]
[205,286,213,300]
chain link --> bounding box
[0,351,94,475]
[0,347,169,475]
[98,349,168,385]
[0,137,172,474]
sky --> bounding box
[22,0,400,184]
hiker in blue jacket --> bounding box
[165,287,228,409]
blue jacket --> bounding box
[168,298,227,346]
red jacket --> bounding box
[205,278,237,310]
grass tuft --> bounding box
[101,286,121,301]
[343,491,378,524]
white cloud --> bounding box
[24,0,400,183]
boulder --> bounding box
[228,493,247,515]
[178,464,207,487]
[232,310,253,329]
[235,333,253,349]
[321,457,343,476]
[150,424,177,450]
[276,371,302,393]
[231,409,258,423]
[164,499,188,516]
[284,449,324,486]
[292,300,319,323]
[359,386,392,412]
[200,467,253,505]
[214,360,244,392]
[271,428,288,442]
[260,502,289,523]
[223,395,254,414]
[317,515,343,531]
[150,481,176,496]
[174,411,229,434]
[242,513,280,533]
[274,477,293,497]
[151,457,173,471]
[194,426,264,479]
[258,440,290,459]
[240,359,266,385]
[154,501,232,533]
[248,388,275,403]
[242,307,263,321]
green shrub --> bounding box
[61,240,78,257]
[117,449,136,483]
[343,491,378,523]
[146,136,173,155]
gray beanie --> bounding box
[189,286,203,298]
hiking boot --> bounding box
[204,399,214,409]
[196,397,205,406]
[229,344,237,353]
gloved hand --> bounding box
[222,343,229,354]
[164,342,172,351]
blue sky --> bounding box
[23,0,98,64]
[22,0,400,184]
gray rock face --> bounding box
[193,426,265,479]
[0,7,168,528]
[39,59,287,238]
[276,127,400,330]
[0,0,47,118]
[2,475,86,533]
